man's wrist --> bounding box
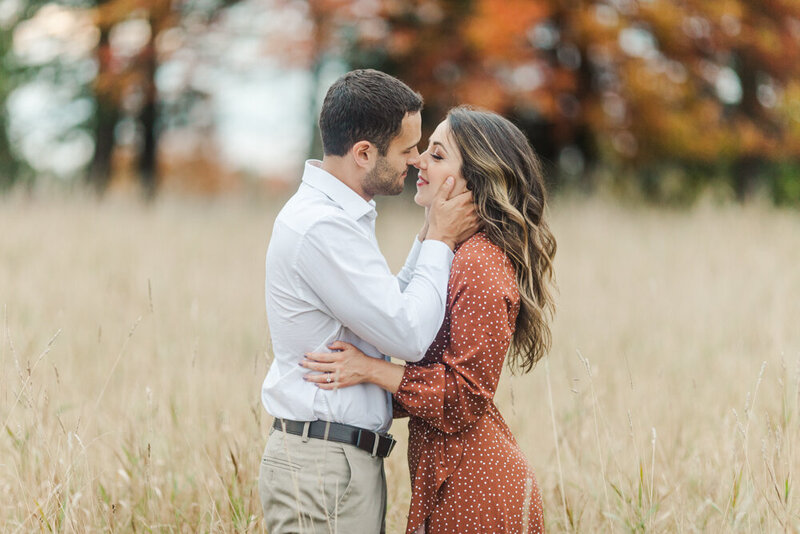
[425,235,455,251]
[417,223,429,242]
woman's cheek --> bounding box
[452,180,468,196]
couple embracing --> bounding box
[258,69,556,534]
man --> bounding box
[258,69,477,533]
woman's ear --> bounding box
[351,141,374,170]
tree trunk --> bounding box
[305,3,328,161]
[87,8,118,194]
[138,17,159,200]
[306,57,324,160]
[0,26,22,188]
[731,49,776,202]
[733,155,762,202]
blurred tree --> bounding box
[0,23,21,188]
[288,0,800,202]
[3,0,240,197]
[2,0,100,187]
[637,0,800,200]
[87,0,119,193]
[108,0,240,199]
[4,0,798,202]
[90,0,205,198]
[0,1,43,189]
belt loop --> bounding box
[301,421,310,443]
[323,421,331,442]
[371,432,380,457]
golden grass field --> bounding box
[2,193,799,532]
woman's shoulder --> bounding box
[454,231,506,264]
[451,232,515,291]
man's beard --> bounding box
[363,157,406,197]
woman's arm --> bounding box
[303,238,517,435]
[301,341,405,393]
[393,241,517,434]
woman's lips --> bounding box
[417,175,429,186]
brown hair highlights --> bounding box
[447,106,557,373]
[319,69,423,156]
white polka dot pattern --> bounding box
[393,232,545,533]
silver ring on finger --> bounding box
[326,373,332,383]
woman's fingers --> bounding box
[302,368,353,390]
[300,358,336,373]
[303,371,334,384]
[304,372,342,390]
[327,340,354,351]
[303,372,325,383]
[305,341,357,362]
[304,351,340,363]
[299,341,367,391]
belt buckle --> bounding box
[385,435,397,457]
[356,429,379,457]
[356,429,396,458]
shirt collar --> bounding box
[301,160,377,222]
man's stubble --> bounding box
[363,156,406,197]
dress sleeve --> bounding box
[393,246,517,434]
[392,397,410,419]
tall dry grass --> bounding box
[1,193,799,532]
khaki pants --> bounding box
[259,426,387,533]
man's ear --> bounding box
[351,141,375,170]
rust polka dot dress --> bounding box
[394,232,545,534]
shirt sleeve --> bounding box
[393,249,516,433]
[296,216,453,362]
[396,237,423,291]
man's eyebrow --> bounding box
[406,140,420,151]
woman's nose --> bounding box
[412,153,426,170]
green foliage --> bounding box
[2,0,800,204]
[298,0,800,206]
[0,25,24,188]
[770,162,800,206]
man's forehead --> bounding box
[402,110,421,128]
[399,111,422,143]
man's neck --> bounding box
[321,156,371,201]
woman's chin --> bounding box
[413,193,428,207]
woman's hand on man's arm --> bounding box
[301,341,406,393]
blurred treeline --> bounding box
[2,0,800,203]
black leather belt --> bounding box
[272,418,396,458]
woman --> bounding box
[302,107,557,533]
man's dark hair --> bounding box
[319,69,423,156]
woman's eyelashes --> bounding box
[420,142,444,161]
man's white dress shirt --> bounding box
[261,161,454,434]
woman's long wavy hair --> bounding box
[447,106,557,373]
